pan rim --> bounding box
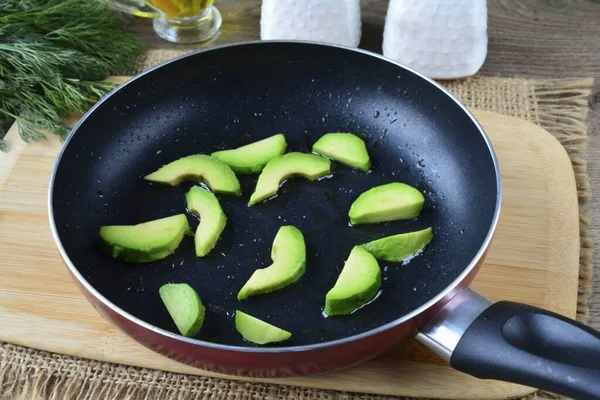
[48,40,502,354]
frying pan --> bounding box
[49,42,600,398]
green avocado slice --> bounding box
[312,133,371,171]
[185,186,227,257]
[360,227,433,263]
[348,182,424,225]
[248,152,331,205]
[325,246,381,316]
[211,134,287,174]
[235,310,291,345]
[237,225,306,300]
[99,214,190,263]
[159,283,205,337]
[144,155,241,195]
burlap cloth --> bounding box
[0,49,594,400]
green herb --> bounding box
[0,0,145,151]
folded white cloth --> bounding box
[260,0,361,47]
[382,0,488,79]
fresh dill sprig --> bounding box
[0,0,145,150]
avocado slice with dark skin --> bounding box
[361,227,433,263]
[312,132,371,171]
[99,214,190,263]
[159,283,205,337]
[237,225,306,300]
[248,152,331,205]
[211,134,288,174]
[235,310,292,345]
[348,182,424,225]
[325,246,381,316]
[144,154,241,196]
[185,186,227,257]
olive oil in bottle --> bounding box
[148,0,214,18]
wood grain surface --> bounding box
[0,110,580,399]
[128,0,600,330]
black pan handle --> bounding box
[418,288,600,399]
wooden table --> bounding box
[130,0,600,330]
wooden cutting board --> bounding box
[0,106,579,399]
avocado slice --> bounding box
[248,152,331,205]
[99,214,190,263]
[238,225,306,300]
[324,246,381,316]
[144,155,241,196]
[185,186,227,257]
[348,182,424,225]
[235,310,291,344]
[211,134,287,174]
[312,133,371,171]
[159,283,205,337]
[361,227,433,262]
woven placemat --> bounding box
[0,49,594,400]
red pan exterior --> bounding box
[68,249,487,377]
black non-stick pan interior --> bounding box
[51,42,498,347]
